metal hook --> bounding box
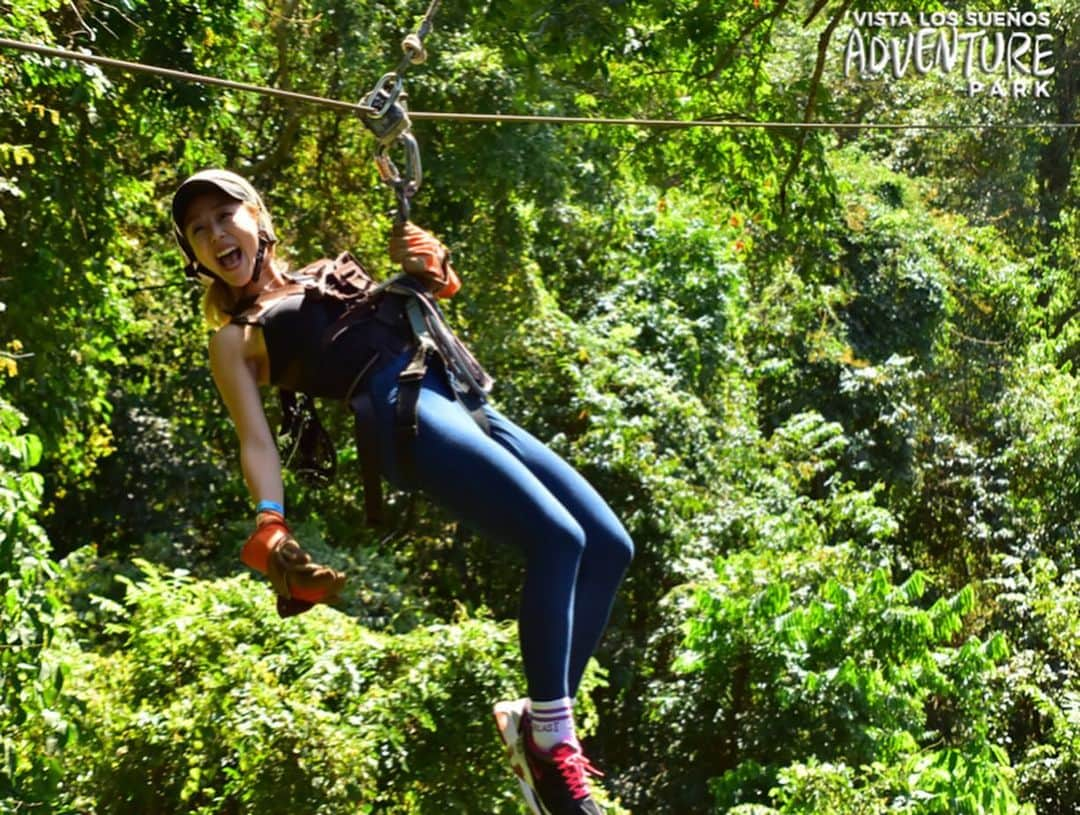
[373,132,422,222]
[357,0,441,222]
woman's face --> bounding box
[183,190,263,288]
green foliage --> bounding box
[1,1,1079,813]
[47,558,608,814]
[985,556,1080,814]
[0,392,66,811]
[664,552,1027,814]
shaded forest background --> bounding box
[2,0,1079,812]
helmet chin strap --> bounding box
[250,237,269,285]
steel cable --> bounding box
[2,37,1078,131]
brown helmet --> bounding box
[171,169,277,283]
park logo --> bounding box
[841,9,1056,99]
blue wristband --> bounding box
[256,499,284,516]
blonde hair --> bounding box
[202,278,238,329]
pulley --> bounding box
[358,0,440,223]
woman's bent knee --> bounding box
[609,526,635,571]
[525,513,587,565]
[586,520,633,576]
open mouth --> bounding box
[217,247,243,270]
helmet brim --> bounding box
[172,173,255,233]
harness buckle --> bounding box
[399,335,435,383]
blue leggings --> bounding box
[368,353,634,700]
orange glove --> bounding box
[241,511,345,616]
[389,221,461,298]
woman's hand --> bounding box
[389,221,461,298]
[241,510,346,617]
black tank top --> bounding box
[234,289,414,400]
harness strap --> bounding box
[392,293,494,487]
[278,390,336,487]
[395,284,494,397]
[338,285,494,524]
[349,388,385,525]
[461,388,491,435]
[394,318,437,485]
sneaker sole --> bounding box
[493,701,547,815]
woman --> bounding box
[171,169,634,815]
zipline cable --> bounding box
[1,37,1079,131]
[383,111,1080,130]
[0,37,376,115]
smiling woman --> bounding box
[184,194,257,280]
[171,169,288,326]
[169,168,634,815]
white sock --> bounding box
[528,696,577,752]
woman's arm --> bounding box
[208,324,345,616]
[208,324,284,509]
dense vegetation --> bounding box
[2,1,1078,812]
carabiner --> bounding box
[374,131,422,222]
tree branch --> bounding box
[89,0,140,32]
[803,0,832,26]
[1049,302,1080,340]
[699,0,792,82]
[247,0,303,178]
[779,0,854,212]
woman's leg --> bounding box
[372,363,585,700]
[482,407,634,696]
[370,359,633,698]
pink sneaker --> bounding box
[521,725,604,815]
[493,699,544,815]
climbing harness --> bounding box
[232,251,492,524]
[386,279,492,492]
